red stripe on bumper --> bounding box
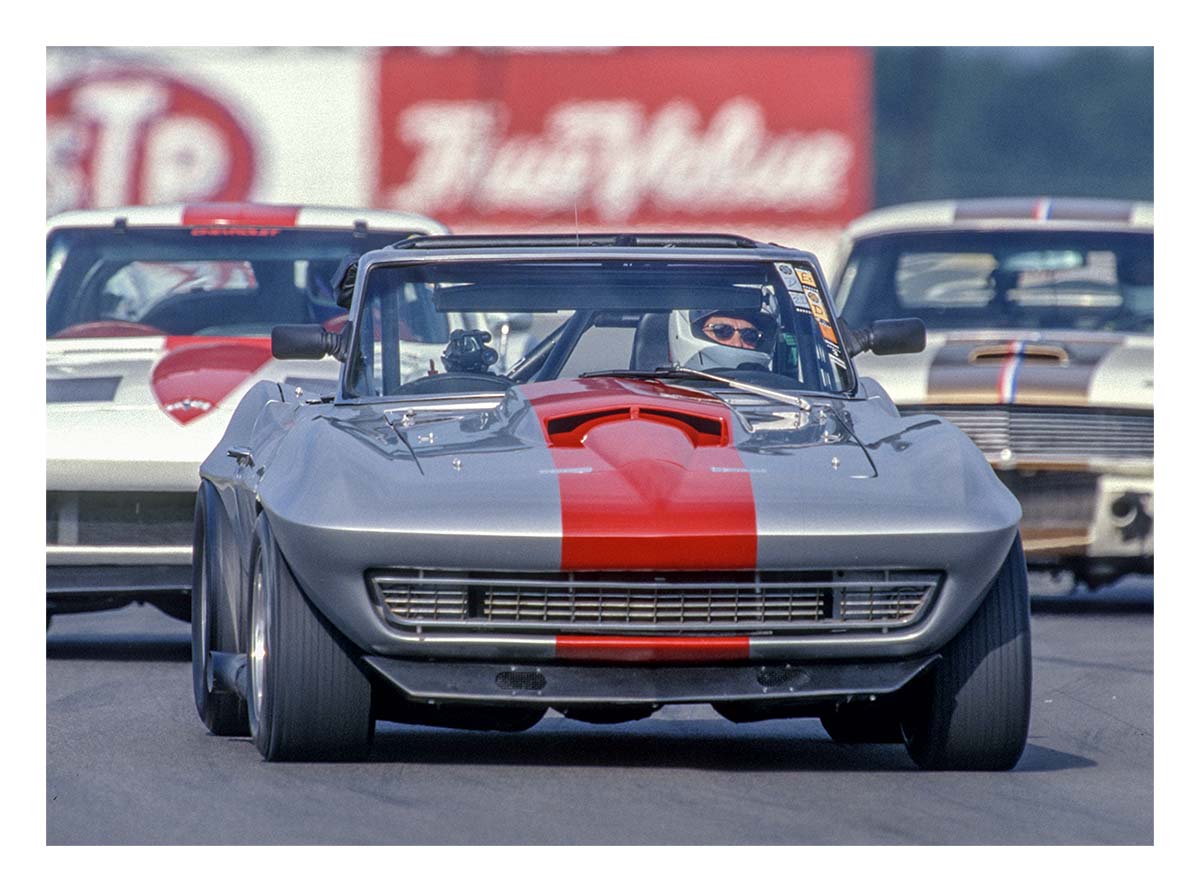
[555,635,750,662]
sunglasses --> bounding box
[703,323,767,348]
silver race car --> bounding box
[194,233,1030,770]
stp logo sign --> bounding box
[47,70,257,215]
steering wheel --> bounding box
[52,320,167,339]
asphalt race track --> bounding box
[46,579,1153,845]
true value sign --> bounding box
[375,47,873,231]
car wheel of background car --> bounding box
[901,534,1032,771]
[819,699,903,744]
[246,514,374,761]
[191,482,249,736]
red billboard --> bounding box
[375,47,873,235]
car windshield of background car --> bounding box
[835,231,1153,334]
[344,259,853,398]
[45,228,426,339]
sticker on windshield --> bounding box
[774,262,803,291]
[804,288,840,346]
[798,269,817,287]
[776,263,812,311]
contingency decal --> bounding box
[775,262,802,290]
[803,287,848,370]
[775,262,812,313]
[803,288,837,343]
[777,262,847,369]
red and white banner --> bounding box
[47,48,873,261]
[46,48,373,217]
[376,47,872,236]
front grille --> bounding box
[906,406,1153,461]
[46,491,195,547]
[370,569,942,633]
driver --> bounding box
[666,305,779,371]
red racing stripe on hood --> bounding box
[182,204,300,227]
[152,336,274,424]
[523,378,758,571]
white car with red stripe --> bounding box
[47,203,449,623]
[833,198,1153,588]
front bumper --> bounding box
[998,468,1153,563]
[46,489,196,606]
[897,404,1154,564]
[46,564,191,613]
[363,654,939,708]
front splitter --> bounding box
[363,654,939,707]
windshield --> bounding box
[836,231,1153,334]
[46,227,427,339]
[345,259,853,398]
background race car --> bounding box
[832,198,1153,589]
[46,204,463,623]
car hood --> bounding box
[47,335,340,490]
[260,376,1018,577]
[852,329,1153,410]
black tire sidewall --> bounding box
[192,482,248,736]
[902,533,1032,770]
[247,513,373,761]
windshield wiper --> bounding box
[581,367,812,412]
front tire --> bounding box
[247,515,374,761]
[191,483,249,736]
[901,533,1032,770]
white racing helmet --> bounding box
[667,298,780,371]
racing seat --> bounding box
[629,313,670,370]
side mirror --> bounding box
[272,324,345,360]
[868,318,926,355]
[840,317,926,357]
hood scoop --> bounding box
[968,343,1069,365]
[544,405,729,448]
